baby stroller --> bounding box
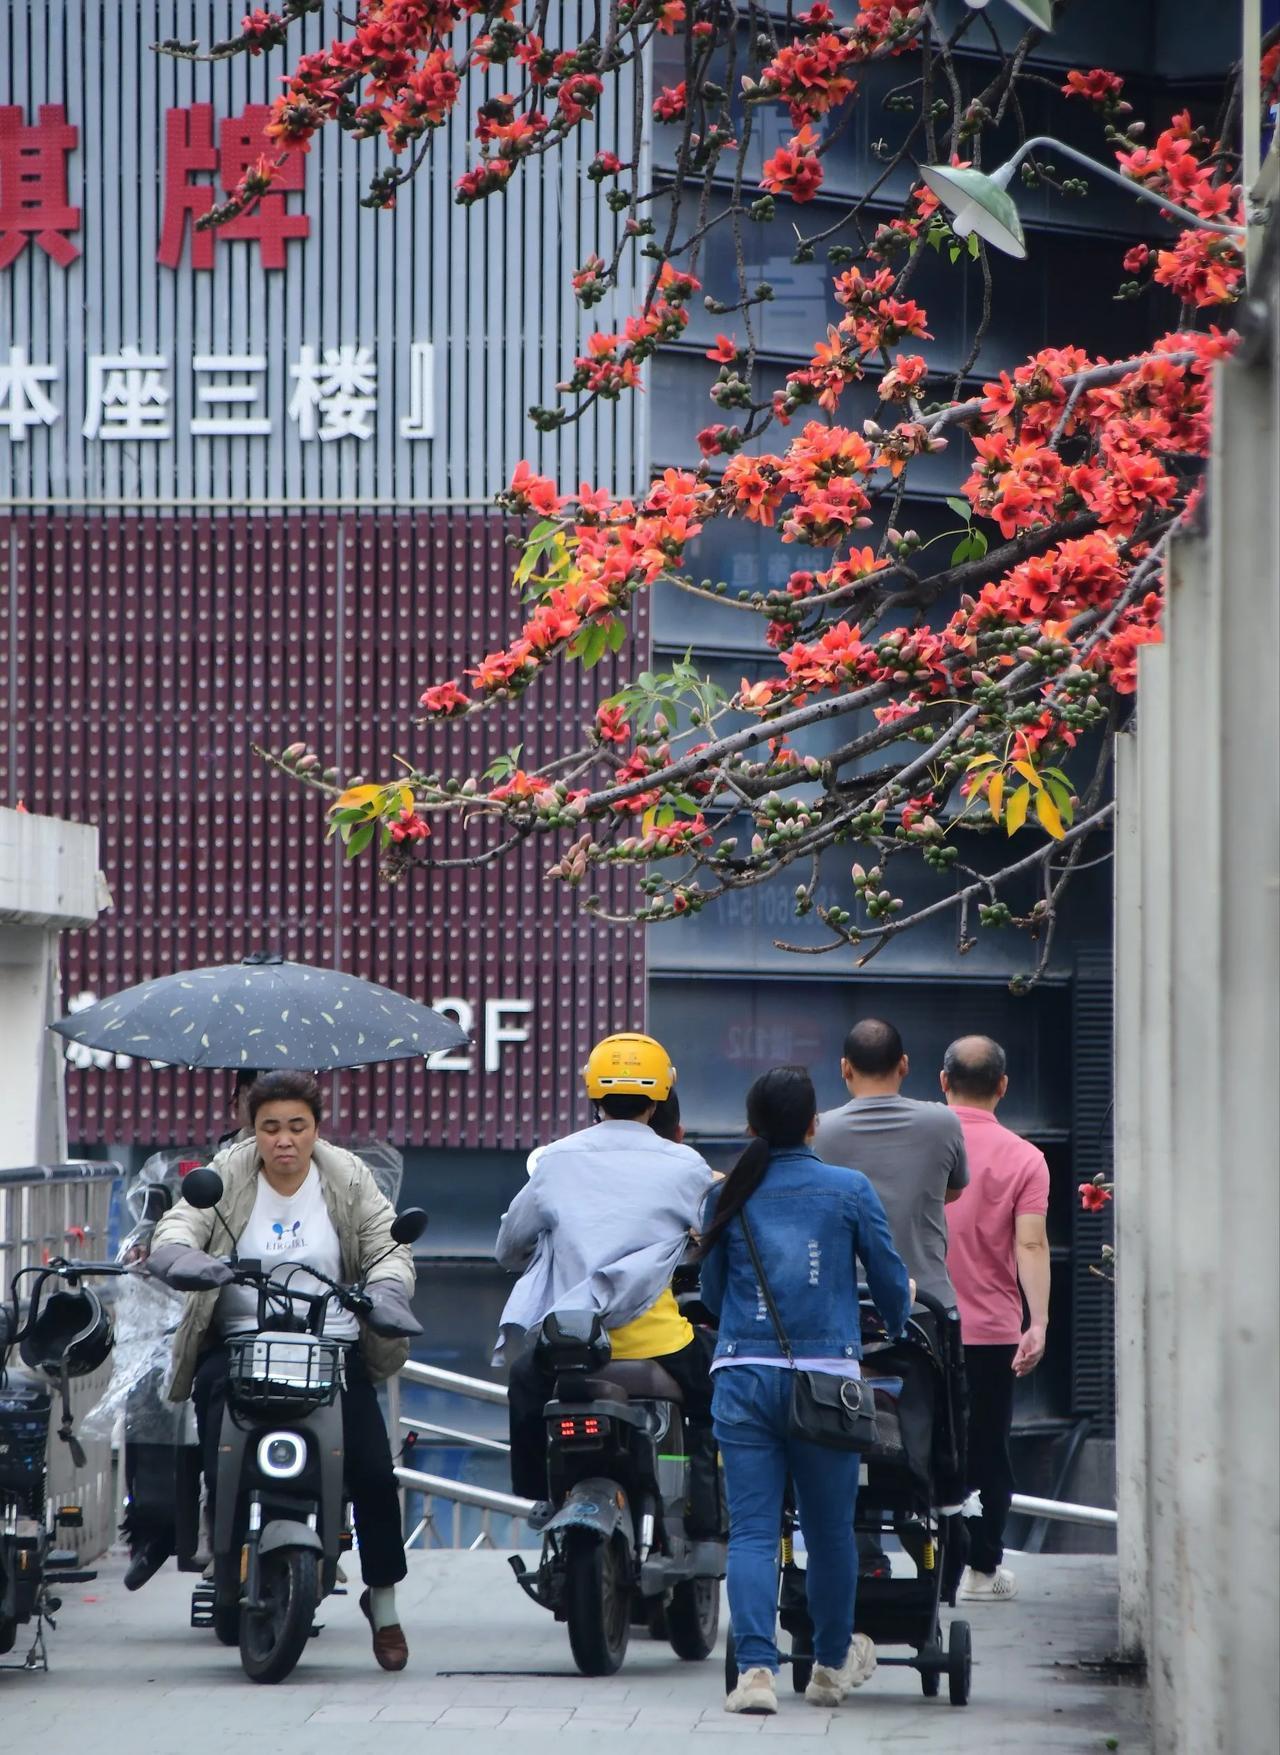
[724,1288,973,1707]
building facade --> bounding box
[1,0,1238,1512]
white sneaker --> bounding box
[805,1633,877,1706]
[958,1564,1018,1601]
[725,1666,779,1714]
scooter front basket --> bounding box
[226,1332,345,1415]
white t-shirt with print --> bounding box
[214,1166,358,1340]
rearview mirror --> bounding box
[390,1208,429,1247]
[182,1168,225,1210]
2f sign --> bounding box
[428,997,533,1074]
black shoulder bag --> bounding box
[737,1210,879,1452]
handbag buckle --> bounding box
[838,1378,866,1414]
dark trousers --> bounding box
[192,1344,407,1588]
[963,1343,1018,1574]
[507,1327,714,1501]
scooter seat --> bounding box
[592,1360,685,1404]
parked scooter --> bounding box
[510,1310,726,1676]
[0,1256,125,1670]
[82,1151,205,1588]
[178,1168,427,1684]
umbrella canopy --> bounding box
[49,952,470,1072]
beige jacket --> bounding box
[153,1136,416,1401]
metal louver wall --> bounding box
[1,0,646,506]
[2,511,646,1149]
[1071,947,1117,1429]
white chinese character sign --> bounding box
[0,34,458,501]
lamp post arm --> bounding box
[1005,135,1245,241]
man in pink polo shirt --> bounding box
[940,1035,1051,1603]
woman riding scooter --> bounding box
[148,1070,422,1672]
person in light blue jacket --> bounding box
[699,1065,912,1718]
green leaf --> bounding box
[577,623,609,668]
[968,526,988,559]
[951,533,980,566]
[345,821,376,859]
[673,794,701,814]
[1005,783,1032,836]
[1044,776,1075,823]
[967,232,981,259]
[945,495,973,523]
[948,244,960,264]
[607,618,627,652]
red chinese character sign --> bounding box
[157,103,308,270]
[0,104,80,268]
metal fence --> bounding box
[0,1160,121,1561]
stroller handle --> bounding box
[857,1281,955,1323]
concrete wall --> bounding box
[0,806,99,1164]
[1113,221,1280,1752]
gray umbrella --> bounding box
[49,952,469,1071]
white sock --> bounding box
[369,1586,399,1630]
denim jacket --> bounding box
[699,1147,912,1364]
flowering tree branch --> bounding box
[199,4,1247,968]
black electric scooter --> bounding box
[0,1257,125,1671]
[510,1310,726,1676]
[179,1168,427,1684]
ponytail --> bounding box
[699,1065,817,1257]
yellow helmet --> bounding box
[583,1033,676,1102]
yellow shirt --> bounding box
[607,1287,692,1360]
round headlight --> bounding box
[257,1431,306,1480]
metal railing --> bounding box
[0,1161,123,1563]
[387,1356,1118,1549]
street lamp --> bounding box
[920,135,1248,261]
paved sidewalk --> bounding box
[1,1550,1146,1751]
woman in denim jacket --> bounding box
[699,1066,912,1716]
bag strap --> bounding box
[737,1210,795,1367]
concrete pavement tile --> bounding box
[308,1704,380,1723]
[435,1705,511,1727]
[691,1716,765,1733]
[499,1709,575,1729]
[375,1703,448,1723]
[759,1712,833,1734]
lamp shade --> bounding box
[919,163,1028,259]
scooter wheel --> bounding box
[0,1616,17,1656]
[564,1529,630,1677]
[666,1577,720,1662]
[724,1625,738,1694]
[239,1548,319,1684]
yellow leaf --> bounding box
[640,806,659,838]
[1005,783,1031,836]
[1011,759,1043,789]
[381,785,414,817]
[988,772,1004,822]
[966,753,998,769]
[331,784,382,813]
[1035,789,1065,839]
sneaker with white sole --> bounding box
[958,1564,1018,1601]
[725,1666,779,1714]
[805,1633,877,1706]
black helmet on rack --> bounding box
[20,1286,114,1380]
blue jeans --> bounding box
[712,1365,861,1672]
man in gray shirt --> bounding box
[815,1017,968,1309]
[815,1016,969,1579]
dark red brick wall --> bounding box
[1,511,645,1148]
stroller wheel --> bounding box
[947,1619,972,1707]
[919,1634,942,1697]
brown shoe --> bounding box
[359,1588,409,1672]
